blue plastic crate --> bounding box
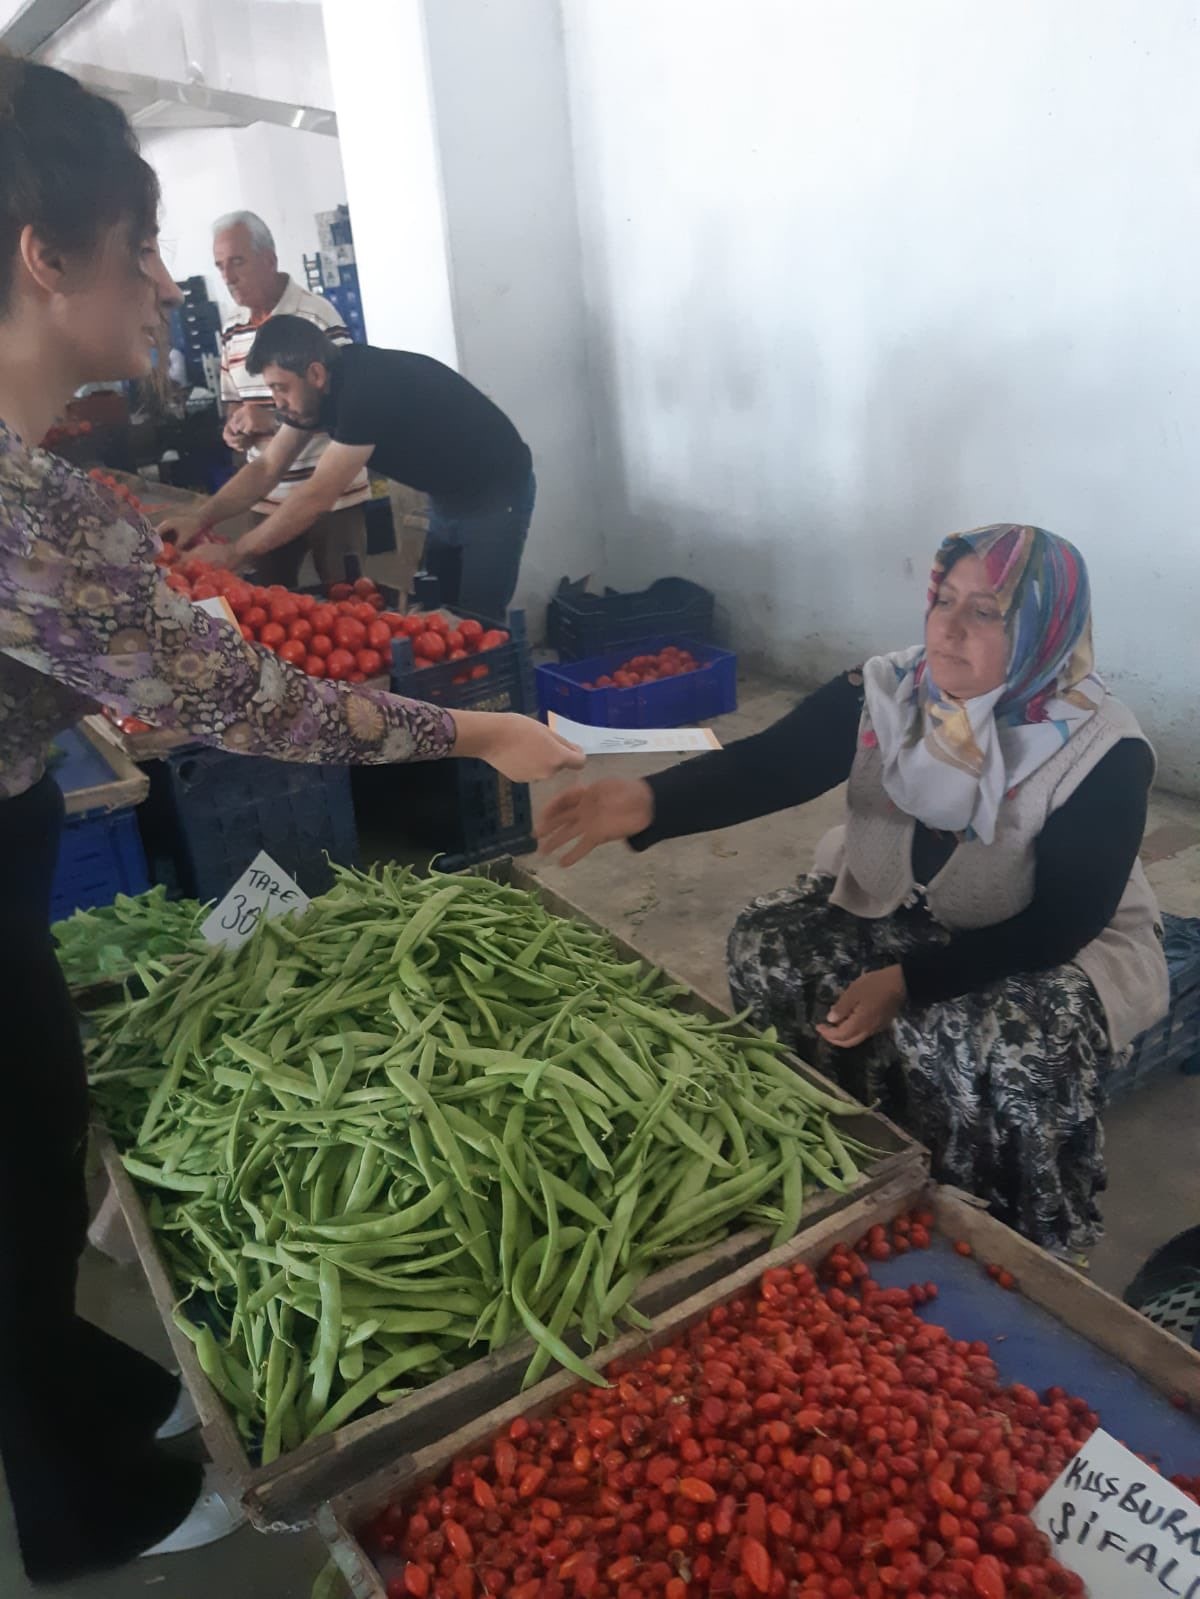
[49,726,150,919]
[535,637,737,729]
[51,809,149,921]
[140,750,358,903]
[1107,913,1200,1102]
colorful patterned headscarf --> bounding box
[861,524,1104,845]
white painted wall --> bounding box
[321,0,602,625]
[422,0,602,628]
[562,0,1200,794]
[321,0,457,362]
[141,123,348,305]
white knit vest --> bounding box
[814,694,1169,1051]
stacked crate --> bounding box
[308,205,366,343]
[172,277,222,391]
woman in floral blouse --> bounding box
[0,61,581,1583]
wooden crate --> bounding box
[318,1170,1200,1599]
[95,860,925,1529]
[62,717,149,815]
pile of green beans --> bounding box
[54,886,206,987]
[88,864,871,1463]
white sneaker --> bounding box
[140,1465,245,1557]
[155,1383,200,1441]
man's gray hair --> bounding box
[212,211,275,254]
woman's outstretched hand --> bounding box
[816,965,907,1048]
[450,711,585,783]
[536,778,655,866]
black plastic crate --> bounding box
[547,576,715,662]
[353,626,536,872]
[138,749,358,902]
[389,609,532,716]
[351,759,533,874]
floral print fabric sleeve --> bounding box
[0,430,456,799]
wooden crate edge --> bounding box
[245,1146,926,1526]
[94,1126,251,1483]
[324,1167,927,1547]
[69,716,151,814]
[320,1170,1200,1595]
[932,1189,1200,1404]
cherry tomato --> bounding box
[259,622,286,650]
[278,640,307,667]
[309,633,334,659]
[329,582,354,602]
[304,655,327,678]
[310,604,337,635]
[367,620,393,652]
[269,597,299,625]
[458,618,484,647]
[244,606,268,632]
[478,629,509,652]
[326,648,355,681]
[295,592,318,616]
[288,618,314,645]
[356,648,384,677]
[240,624,257,643]
[353,577,378,598]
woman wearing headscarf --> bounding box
[0,60,581,1583]
[539,525,1169,1255]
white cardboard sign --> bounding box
[1032,1428,1200,1598]
[548,712,721,756]
[200,850,310,949]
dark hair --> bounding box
[0,57,159,314]
[246,314,338,378]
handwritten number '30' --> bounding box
[219,895,262,936]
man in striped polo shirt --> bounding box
[212,211,369,587]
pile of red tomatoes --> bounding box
[156,561,509,686]
[88,467,146,517]
[582,646,703,692]
[42,418,95,449]
[358,1210,1199,1599]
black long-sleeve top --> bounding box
[630,672,1152,1008]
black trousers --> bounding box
[0,776,202,1583]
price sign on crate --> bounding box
[1032,1428,1200,1597]
[200,850,310,949]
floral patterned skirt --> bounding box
[727,874,1115,1254]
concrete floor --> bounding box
[4,671,1197,1598]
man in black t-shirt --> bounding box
[160,314,535,619]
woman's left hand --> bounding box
[816,965,907,1048]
